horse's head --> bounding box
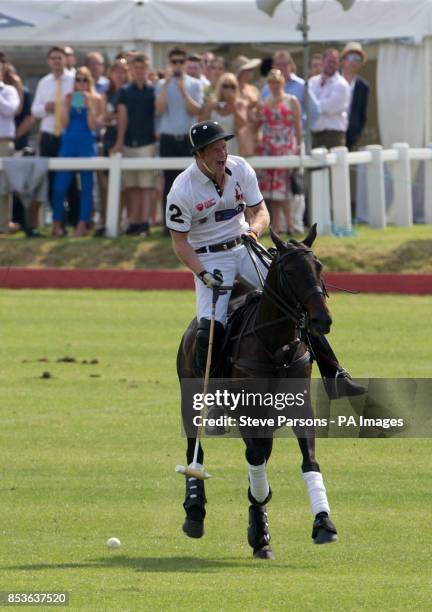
[269,224,332,335]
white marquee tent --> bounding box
[1,0,432,145]
[1,0,432,46]
[0,0,432,45]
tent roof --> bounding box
[145,0,432,44]
[1,0,431,46]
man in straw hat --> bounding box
[340,42,369,150]
[230,55,261,111]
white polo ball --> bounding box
[107,537,121,549]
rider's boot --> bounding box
[194,317,225,378]
[194,318,226,434]
[310,334,366,399]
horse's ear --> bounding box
[269,227,286,251]
[302,223,317,248]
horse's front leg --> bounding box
[296,435,338,544]
[182,438,206,539]
[243,437,275,559]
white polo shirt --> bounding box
[309,71,350,132]
[31,71,74,134]
[0,82,20,138]
[166,155,263,249]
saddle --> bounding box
[207,287,262,379]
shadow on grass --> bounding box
[4,554,315,573]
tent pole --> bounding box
[297,0,311,153]
[424,36,431,146]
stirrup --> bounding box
[324,368,367,400]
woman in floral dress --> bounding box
[257,69,301,234]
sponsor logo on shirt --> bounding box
[196,198,216,212]
[215,202,245,222]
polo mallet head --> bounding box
[175,465,212,480]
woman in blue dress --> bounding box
[52,67,104,237]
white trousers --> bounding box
[194,244,268,325]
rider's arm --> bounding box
[170,230,207,276]
[245,200,270,238]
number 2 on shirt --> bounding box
[168,204,184,224]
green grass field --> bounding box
[0,290,431,611]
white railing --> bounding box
[1,143,431,236]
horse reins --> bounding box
[229,243,327,373]
[244,238,327,332]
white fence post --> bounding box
[309,148,332,235]
[392,142,413,227]
[106,153,122,238]
[365,145,386,229]
[330,146,352,231]
[424,144,432,223]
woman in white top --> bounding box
[199,72,247,156]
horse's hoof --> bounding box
[313,528,338,544]
[182,518,204,539]
[253,546,275,560]
[312,513,337,544]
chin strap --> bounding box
[197,152,215,176]
[200,159,215,175]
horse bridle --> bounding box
[261,247,328,330]
[229,244,328,374]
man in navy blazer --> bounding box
[341,42,370,150]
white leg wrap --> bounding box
[302,471,330,517]
[248,462,270,504]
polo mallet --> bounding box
[176,271,229,481]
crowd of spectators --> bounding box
[0,41,369,237]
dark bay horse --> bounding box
[177,225,338,558]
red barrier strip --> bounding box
[0,268,431,294]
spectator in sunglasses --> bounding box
[340,42,369,150]
[52,67,104,236]
[200,73,246,156]
[155,46,204,232]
